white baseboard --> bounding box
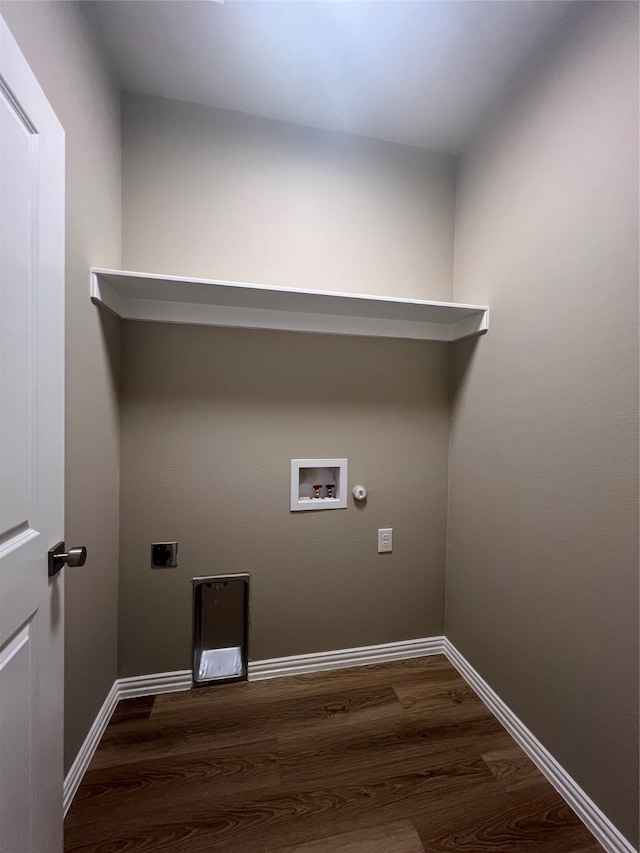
[63,680,119,816]
[249,636,446,680]
[63,636,637,853]
[118,669,191,699]
[442,639,636,853]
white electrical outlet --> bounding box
[378,528,393,553]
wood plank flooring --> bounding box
[65,655,604,853]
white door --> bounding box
[0,16,66,853]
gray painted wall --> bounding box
[121,92,456,301]
[1,1,122,772]
[446,3,639,846]
[118,325,450,675]
[118,95,457,676]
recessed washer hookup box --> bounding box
[291,458,348,511]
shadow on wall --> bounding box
[120,322,453,407]
[97,307,121,393]
[450,335,480,405]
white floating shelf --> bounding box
[90,269,488,342]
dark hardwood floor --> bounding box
[65,655,604,852]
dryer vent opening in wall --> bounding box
[192,574,250,687]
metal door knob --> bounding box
[48,541,87,577]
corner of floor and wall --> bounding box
[1,1,638,852]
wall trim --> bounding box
[63,680,119,816]
[118,669,191,699]
[249,636,446,680]
[442,639,636,853]
[63,637,637,853]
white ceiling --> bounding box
[84,0,569,153]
